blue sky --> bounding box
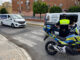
[0,0,12,5]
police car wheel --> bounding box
[45,41,57,55]
[1,22,4,26]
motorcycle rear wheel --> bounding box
[45,41,57,55]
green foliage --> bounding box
[49,6,62,13]
[33,1,48,14]
[0,8,8,14]
[68,6,80,12]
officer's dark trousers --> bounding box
[59,25,69,37]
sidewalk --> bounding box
[0,34,32,60]
[27,21,44,27]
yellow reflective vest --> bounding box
[75,27,79,35]
[60,19,70,25]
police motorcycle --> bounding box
[44,24,80,55]
[43,13,80,55]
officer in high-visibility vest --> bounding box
[69,22,79,35]
[56,14,70,37]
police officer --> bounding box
[69,22,79,35]
[56,14,70,37]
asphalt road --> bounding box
[0,24,80,60]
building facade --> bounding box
[12,0,79,13]
[12,0,33,13]
[1,2,12,13]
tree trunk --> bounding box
[40,13,41,20]
[33,12,35,17]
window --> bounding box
[26,0,30,5]
[26,0,30,10]
[21,1,23,4]
[34,0,38,2]
[59,3,63,7]
[54,4,56,6]
[42,0,44,1]
[0,15,7,19]
[17,1,19,4]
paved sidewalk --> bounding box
[0,34,32,60]
[27,21,44,27]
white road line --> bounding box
[13,36,37,47]
[23,33,43,42]
[31,31,44,36]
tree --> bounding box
[68,6,80,12]
[49,6,62,13]
[33,1,48,20]
[0,10,1,14]
[0,8,8,14]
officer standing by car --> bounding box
[69,22,79,35]
[56,14,70,37]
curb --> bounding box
[0,34,32,60]
[0,34,8,41]
[27,23,44,27]
[20,48,32,60]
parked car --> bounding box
[0,14,26,28]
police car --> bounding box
[45,13,80,29]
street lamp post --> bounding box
[75,0,79,6]
[19,0,21,13]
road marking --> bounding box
[31,31,44,36]
[23,33,43,42]
[13,36,37,47]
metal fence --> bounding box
[22,16,44,20]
